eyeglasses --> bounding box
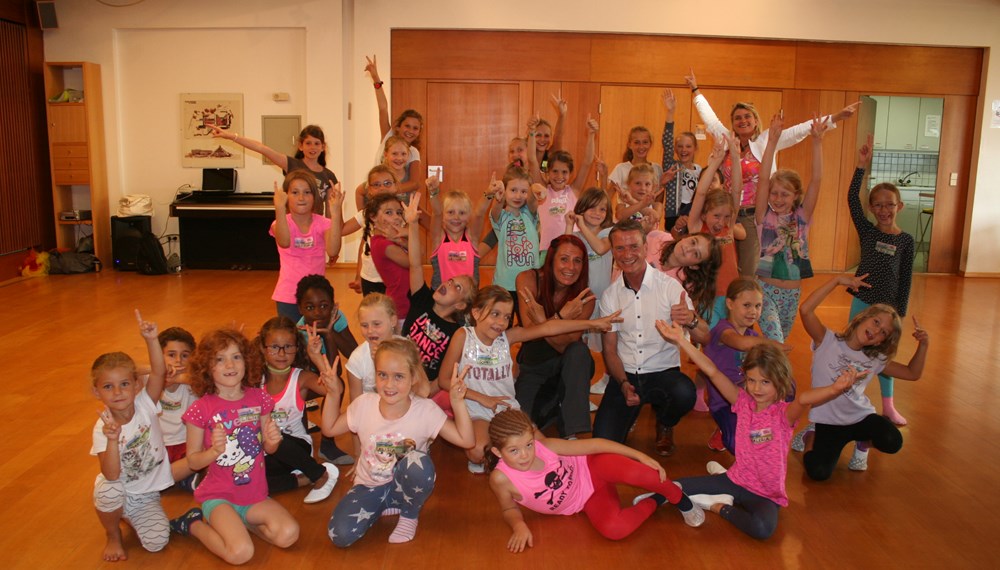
[265,344,298,355]
[369,180,395,189]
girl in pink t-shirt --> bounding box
[270,170,343,321]
[322,339,475,546]
[657,322,854,540]
[171,329,298,565]
[486,409,703,552]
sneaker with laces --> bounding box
[170,508,203,535]
[848,448,869,471]
[680,504,706,527]
[708,428,726,452]
[790,423,815,452]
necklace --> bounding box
[266,364,292,374]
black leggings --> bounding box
[803,414,902,481]
[265,435,325,493]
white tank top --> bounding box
[268,368,311,446]
[459,325,518,420]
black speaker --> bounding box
[36,1,58,30]
[111,215,151,271]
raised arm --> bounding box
[661,88,677,172]
[799,274,870,345]
[136,309,165,402]
[882,317,929,380]
[550,91,567,153]
[319,356,351,438]
[326,183,344,258]
[488,173,505,223]
[755,113,783,225]
[800,116,828,222]
[849,134,873,231]
[686,69,728,139]
[365,55,391,139]
[211,126,288,171]
[572,115,597,195]
[655,320,740,405]
[405,192,426,295]
[727,131,743,210]
[688,138,727,234]
[427,174,444,250]
[526,117,543,183]
[272,182,291,248]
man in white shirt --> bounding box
[594,220,709,455]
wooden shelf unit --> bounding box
[43,62,110,261]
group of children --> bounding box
[90,63,932,562]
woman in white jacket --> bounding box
[685,69,858,277]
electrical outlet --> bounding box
[950,173,958,186]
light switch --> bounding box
[428,165,443,183]
[950,173,958,186]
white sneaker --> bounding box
[791,423,815,452]
[303,463,339,504]
[848,448,869,471]
[590,374,610,395]
[467,460,485,474]
[706,461,728,475]
[689,493,734,511]
[680,504,706,527]
[631,492,662,506]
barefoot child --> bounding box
[91,310,172,561]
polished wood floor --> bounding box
[1,267,997,569]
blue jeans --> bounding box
[593,368,695,443]
[328,451,436,547]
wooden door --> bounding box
[47,104,87,143]
[598,85,692,175]
[425,81,521,266]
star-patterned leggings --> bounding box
[328,450,435,547]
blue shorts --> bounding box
[202,499,253,525]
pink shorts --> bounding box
[431,390,454,418]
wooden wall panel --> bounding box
[425,82,521,266]
[591,35,797,89]
[552,82,601,188]
[794,43,982,96]
[929,95,975,273]
[778,90,847,272]
[598,85,685,175]
[391,30,591,82]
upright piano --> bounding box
[170,192,279,269]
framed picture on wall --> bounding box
[181,93,244,168]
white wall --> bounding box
[44,0,1000,273]
[43,0,344,238]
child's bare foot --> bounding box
[102,534,127,562]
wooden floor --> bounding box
[2,267,997,569]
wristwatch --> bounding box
[683,314,700,330]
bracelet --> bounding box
[232,133,239,142]
[373,81,384,89]
[683,314,700,330]
[691,87,699,93]
[528,131,536,137]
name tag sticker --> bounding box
[875,241,897,256]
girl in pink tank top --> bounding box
[484,410,703,552]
